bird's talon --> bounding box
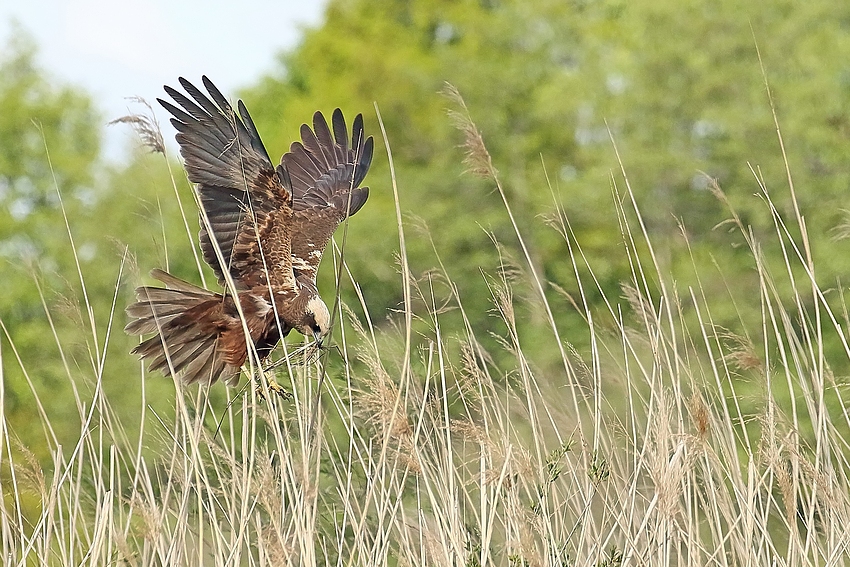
[253,374,292,401]
[267,378,293,400]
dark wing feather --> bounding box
[159,76,296,293]
[279,109,373,282]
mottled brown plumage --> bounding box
[125,76,373,385]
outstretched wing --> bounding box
[159,76,296,293]
[281,109,374,283]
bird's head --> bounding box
[299,296,331,346]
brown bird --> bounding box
[125,76,373,385]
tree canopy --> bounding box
[241,0,850,364]
[0,30,182,454]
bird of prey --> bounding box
[125,76,373,385]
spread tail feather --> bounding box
[125,270,240,385]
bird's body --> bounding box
[125,77,373,385]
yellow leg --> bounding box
[254,375,292,401]
[266,377,292,399]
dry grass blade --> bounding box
[441,82,496,179]
[108,97,166,154]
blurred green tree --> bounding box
[241,0,850,370]
[0,29,103,451]
[0,29,180,458]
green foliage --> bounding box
[597,546,623,567]
[545,439,573,482]
[0,30,102,452]
[243,0,850,372]
[0,31,98,202]
[0,31,182,458]
[587,450,610,484]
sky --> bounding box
[0,0,327,161]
